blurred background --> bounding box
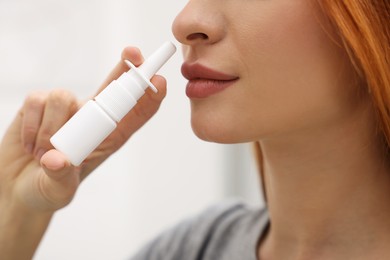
[0,0,263,259]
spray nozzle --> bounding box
[124,41,177,93]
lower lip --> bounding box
[185,79,238,99]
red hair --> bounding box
[319,0,390,146]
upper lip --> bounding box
[181,62,239,81]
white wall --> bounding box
[0,0,263,259]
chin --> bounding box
[190,118,248,144]
[189,101,260,144]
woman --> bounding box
[1,0,389,259]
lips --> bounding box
[181,63,239,98]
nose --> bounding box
[172,1,225,46]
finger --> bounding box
[143,75,168,105]
[34,90,78,160]
[40,149,74,181]
[95,46,144,96]
[40,149,80,209]
[0,110,25,166]
[116,75,167,140]
[125,75,167,125]
[21,91,48,154]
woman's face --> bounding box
[172,0,361,143]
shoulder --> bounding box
[130,199,268,260]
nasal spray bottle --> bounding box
[50,42,176,166]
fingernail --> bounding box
[42,159,65,171]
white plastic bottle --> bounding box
[50,42,176,166]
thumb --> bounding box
[41,149,75,181]
[39,150,80,209]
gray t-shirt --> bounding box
[129,200,269,260]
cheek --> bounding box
[237,2,359,137]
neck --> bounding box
[258,105,390,259]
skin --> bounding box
[172,0,390,259]
[1,0,390,259]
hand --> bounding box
[0,46,167,213]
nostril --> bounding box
[186,32,209,41]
